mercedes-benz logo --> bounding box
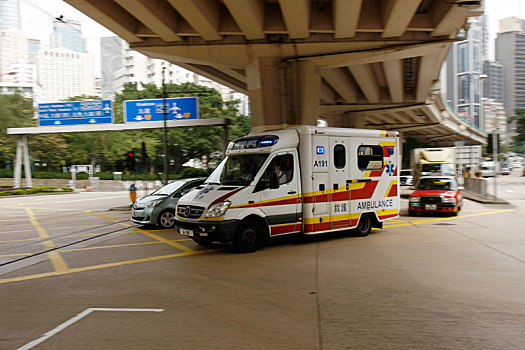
[184,206,191,217]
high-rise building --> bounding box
[0,0,20,31]
[100,37,200,100]
[50,18,85,53]
[482,99,508,141]
[444,16,486,129]
[100,36,251,115]
[499,17,525,34]
[38,47,94,102]
[483,60,503,103]
[27,38,40,64]
[0,29,28,82]
[100,36,124,100]
[495,17,525,137]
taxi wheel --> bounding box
[157,210,176,228]
[353,214,372,237]
[233,222,261,253]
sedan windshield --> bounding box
[206,154,269,186]
[417,178,457,191]
[151,180,185,196]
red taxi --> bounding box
[408,176,463,216]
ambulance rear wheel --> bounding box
[233,222,261,253]
[354,214,372,237]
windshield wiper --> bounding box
[205,182,221,185]
[153,193,169,196]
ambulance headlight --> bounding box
[204,201,231,218]
[409,196,420,203]
[441,197,456,204]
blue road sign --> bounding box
[38,100,113,126]
[124,97,198,123]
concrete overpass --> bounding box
[65,0,486,145]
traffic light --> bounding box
[125,151,136,171]
[486,133,501,154]
[487,134,493,154]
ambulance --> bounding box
[175,126,399,252]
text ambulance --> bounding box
[175,126,399,252]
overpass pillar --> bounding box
[247,58,320,131]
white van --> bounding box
[480,161,497,177]
[175,126,400,252]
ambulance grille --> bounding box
[177,205,205,219]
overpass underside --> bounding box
[66,0,486,145]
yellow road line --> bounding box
[0,232,129,244]
[0,228,37,235]
[0,238,194,258]
[0,249,218,285]
[25,208,68,272]
[384,208,515,228]
[86,211,194,253]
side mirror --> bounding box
[270,172,279,189]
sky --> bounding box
[20,0,115,76]
[18,0,525,74]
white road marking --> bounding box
[18,307,164,350]
[506,189,515,193]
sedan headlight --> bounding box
[409,196,420,202]
[441,197,456,204]
[146,199,164,207]
[204,201,231,218]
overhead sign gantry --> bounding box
[124,97,198,123]
[38,100,113,126]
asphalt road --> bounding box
[0,175,524,350]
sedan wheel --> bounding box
[157,210,175,228]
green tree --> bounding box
[0,93,35,168]
[509,109,525,154]
[114,82,250,174]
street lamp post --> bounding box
[162,68,168,185]
[492,131,498,200]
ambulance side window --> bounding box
[254,154,294,192]
[333,144,345,169]
[357,145,383,170]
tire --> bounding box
[157,210,176,228]
[353,214,372,237]
[233,222,262,253]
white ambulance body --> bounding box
[175,126,399,252]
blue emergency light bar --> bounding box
[259,139,275,146]
[233,136,279,150]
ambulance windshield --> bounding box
[205,154,269,186]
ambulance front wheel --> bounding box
[354,214,372,237]
[233,222,262,253]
